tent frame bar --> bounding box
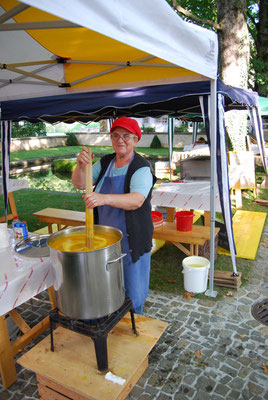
[0,64,57,89]
[0,4,30,23]
[0,20,81,31]
[0,64,61,86]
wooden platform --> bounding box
[209,270,242,290]
[218,210,266,260]
[18,314,168,400]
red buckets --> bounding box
[151,211,164,228]
[175,211,194,232]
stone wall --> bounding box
[10,136,67,152]
[7,133,201,152]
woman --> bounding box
[72,117,156,314]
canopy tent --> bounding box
[0,0,265,297]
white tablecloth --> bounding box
[0,178,28,194]
[151,181,222,212]
[0,246,54,316]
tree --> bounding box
[11,121,46,137]
[247,0,268,96]
[169,1,266,150]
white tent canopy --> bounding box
[0,0,217,101]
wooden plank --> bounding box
[9,309,30,333]
[218,210,266,260]
[0,315,17,388]
[166,207,175,223]
[38,377,93,400]
[0,192,18,222]
[253,199,268,207]
[37,359,148,400]
[47,286,57,310]
[153,222,219,245]
[18,315,168,400]
[11,316,50,356]
[33,208,86,227]
[38,382,76,400]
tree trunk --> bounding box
[217,0,249,150]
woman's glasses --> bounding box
[111,133,136,141]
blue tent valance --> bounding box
[0,79,260,123]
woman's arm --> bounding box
[83,192,145,210]
[72,146,92,189]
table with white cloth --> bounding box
[0,178,29,222]
[0,244,56,388]
[151,181,221,257]
[152,180,222,222]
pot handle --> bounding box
[106,253,127,271]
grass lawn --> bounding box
[7,145,183,162]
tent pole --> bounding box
[205,79,217,298]
[168,117,174,181]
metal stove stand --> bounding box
[49,297,138,372]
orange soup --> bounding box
[50,232,118,252]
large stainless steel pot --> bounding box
[48,225,126,320]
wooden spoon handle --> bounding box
[85,148,94,249]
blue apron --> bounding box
[97,157,151,313]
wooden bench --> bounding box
[33,208,85,233]
[153,222,220,257]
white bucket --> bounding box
[182,256,210,293]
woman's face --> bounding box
[111,127,138,158]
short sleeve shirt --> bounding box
[93,159,153,198]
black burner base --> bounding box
[49,298,138,372]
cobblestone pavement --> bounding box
[1,224,268,400]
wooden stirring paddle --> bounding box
[85,148,94,249]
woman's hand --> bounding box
[83,193,105,209]
[72,147,94,189]
[83,192,145,210]
[76,146,93,168]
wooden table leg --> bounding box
[0,315,17,388]
[48,223,53,234]
[47,286,57,309]
[166,207,175,223]
[204,211,211,226]
[8,193,18,218]
[0,192,18,223]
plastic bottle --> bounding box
[13,216,28,241]
[12,216,19,230]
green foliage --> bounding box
[174,123,189,133]
[150,135,162,148]
[15,170,83,193]
[141,124,156,133]
[226,133,234,151]
[11,122,46,138]
[66,132,78,146]
[51,157,99,175]
[51,159,77,174]
[168,1,267,96]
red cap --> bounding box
[111,117,141,141]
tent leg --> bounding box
[205,79,217,298]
